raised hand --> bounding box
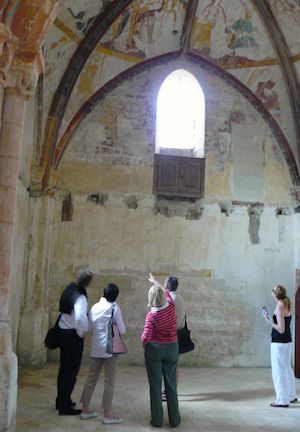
[148,272,156,284]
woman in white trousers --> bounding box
[263,285,297,407]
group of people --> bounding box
[55,269,186,427]
[53,268,298,428]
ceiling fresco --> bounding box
[191,0,275,64]
[268,0,300,56]
[38,0,300,187]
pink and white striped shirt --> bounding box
[141,292,178,345]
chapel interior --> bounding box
[1,0,300,431]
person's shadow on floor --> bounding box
[178,388,276,402]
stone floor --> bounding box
[17,364,300,432]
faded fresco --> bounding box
[230,65,297,154]
[60,0,108,35]
[191,0,275,63]
[269,0,300,55]
[64,65,273,172]
[41,0,300,166]
[65,71,156,167]
[101,0,187,58]
[54,0,187,60]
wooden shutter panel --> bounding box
[179,158,205,198]
[153,154,205,198]
[153,155,179,194]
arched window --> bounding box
[156,69,205,157]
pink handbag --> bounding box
[112,324,128,355]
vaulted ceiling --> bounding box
[2,0,300,188]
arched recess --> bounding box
[51,51,300,187]
[156,68,205,157]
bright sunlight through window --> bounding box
[156,69,205,157]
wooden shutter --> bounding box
[153,154,205,199]
[153,155,179,194]
[179,158,205,198]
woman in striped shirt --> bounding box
[141,285,180,428]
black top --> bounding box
[59,282,87,315]
[271,314,292,343]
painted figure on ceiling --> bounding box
[255,75,280,112]
[201,0,232,59]
[106,1,163,54]
[226,11,258,50]
[67,0,114,34]
[106,0,187,55]
[194,0,263,60]
[271,0,300,26]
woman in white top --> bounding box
[80,283,126,424]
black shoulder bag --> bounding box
[177,316,195,354]
[44,314,62,350]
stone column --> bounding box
[0,26,39,430]
[0,91,28,432]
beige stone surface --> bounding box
[9,180,30,351]
[17,364,300,432]
[44,195,296,368]
[0,323,18,432]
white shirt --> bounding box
[169,291,186,329]
[59,294,89,338]
[89,297,126,358]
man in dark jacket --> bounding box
[56,269,93,415]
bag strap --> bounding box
[110,305,116,336]
[55,313,62,328]
[110,304,116,320]
[184,315,188,329]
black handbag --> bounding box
[177,316,195,354]
[44,314,62,350]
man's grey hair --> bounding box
[77,269,93,287]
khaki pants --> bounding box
[81,355,118,410]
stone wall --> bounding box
[47,195,295,367]
[39,63,297,367]
[13,62,298,368]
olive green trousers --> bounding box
[145,342,180,428]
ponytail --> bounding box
[283,296,291,312]
[274,285,291,311]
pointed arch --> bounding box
[51,52,300,187]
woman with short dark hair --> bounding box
[80,283,126,424]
